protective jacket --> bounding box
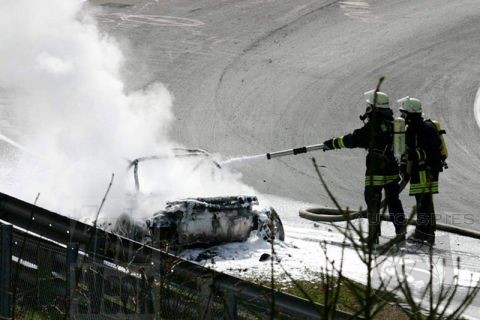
[324,109,399,187]
[405,118,441,195]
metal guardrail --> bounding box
[0,192,356,319]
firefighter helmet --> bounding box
[397,96,422,113]
[364,90,390,108]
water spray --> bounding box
[221,143,325,166]
[0,132,41,158]
[220,154,265,166]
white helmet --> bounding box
[397,96,422,113]
[364,90,389,108]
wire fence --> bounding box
[0,220,349,320]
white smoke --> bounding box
[0,0,255,221]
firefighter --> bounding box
[397,97,441,245]
[322,90,406,244]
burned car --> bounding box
[146,196,284,249]
[114,150,285,250]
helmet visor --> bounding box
[365,103,373,114]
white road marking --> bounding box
[474,87,480,130]
[339,0,379,23]
[96,13,204,28]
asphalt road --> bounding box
[92,0,480,231]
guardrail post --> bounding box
[66,243,79,318]
[37,244,54,307]
[224,293,237,320]
[150,250,162,318]
[0,225,12,320]
[197,275,213,320]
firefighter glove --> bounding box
[322,139,334,151]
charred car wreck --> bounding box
[146,196,285,250]
[115,150,285,250]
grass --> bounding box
[17,308,63,320]
[281,279,408,319]
[249,276,410,320]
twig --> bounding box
[64,173,114,320]
[33,193,40,205]
[311,157,344,213]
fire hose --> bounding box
[299,206,480,240]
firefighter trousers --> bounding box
[364,182,406,241]
[414,193,436,243]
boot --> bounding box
[395,225,406,244]
[407,232,425,244]
[426,233,435,246]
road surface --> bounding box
[92,0,480,231]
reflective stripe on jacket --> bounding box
[409,148,439,195]
[329,111,399,187]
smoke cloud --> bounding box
[0,0,255,222]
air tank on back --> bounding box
[431,120,448,161]
[393,117,406,160]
